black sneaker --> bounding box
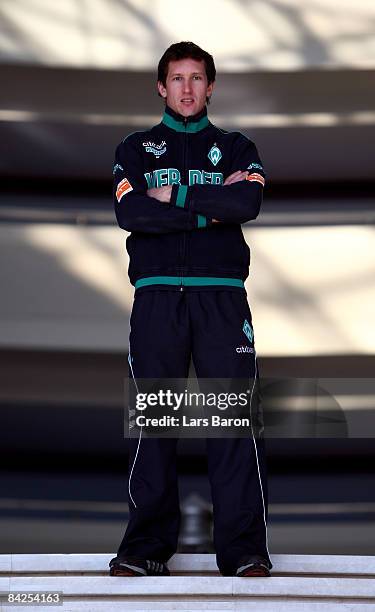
[109,555,170,577]
[235,555,271,577]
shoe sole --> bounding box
[110,567,144,577]
[109,567,170,577]
[237,567,271,577]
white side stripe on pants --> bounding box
[127,346,143,510]
[249,350,271,561]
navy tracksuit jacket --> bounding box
[112,105,272,575]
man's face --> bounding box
[157,58,214,117]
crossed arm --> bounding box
[113,134,265,233]
[147,170,249,222]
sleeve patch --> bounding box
[113,163,124,175]
[116,178,133,202]
[247,162,264,172]
[246,172,265,187]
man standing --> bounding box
[109,42,272,578]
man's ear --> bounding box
[207,80,215,99]
[157,81,167,99]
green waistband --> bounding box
[135,276,245,289]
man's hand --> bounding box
[147,186,172,203]
[224,170,248,185]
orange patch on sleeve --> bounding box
[116,178,133,202]
[246,172,265,187]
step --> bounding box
[1,554,374,611]
[2,553,375,577]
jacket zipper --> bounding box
[180,117,188,292]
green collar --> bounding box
[162,110,209,133]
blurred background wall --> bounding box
[0,0,374,556]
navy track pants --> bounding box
[116,288,272,575]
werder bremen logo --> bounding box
[208,144,222,166]
[243,319,253,343]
